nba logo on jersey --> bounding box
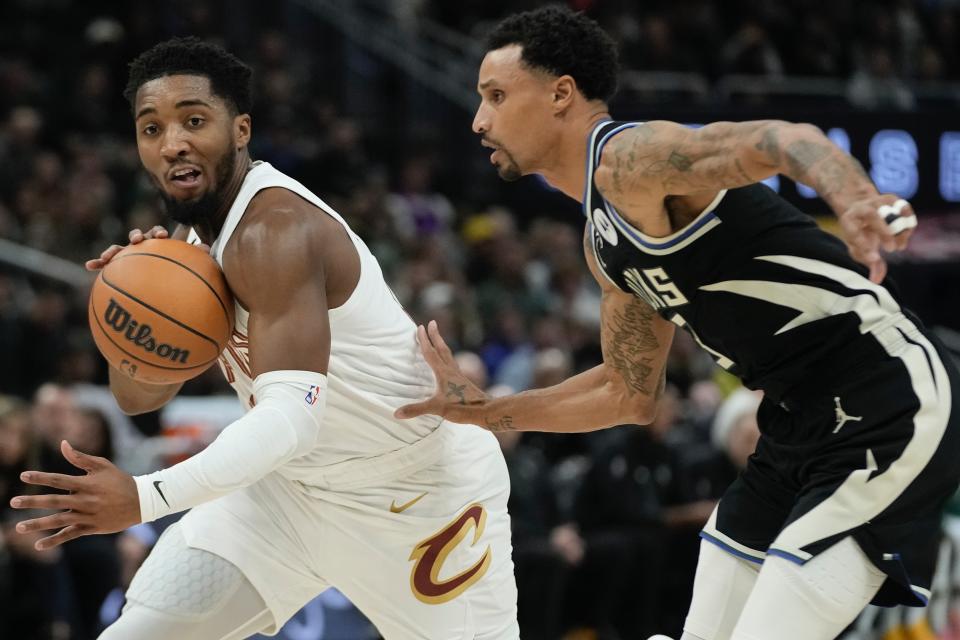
[304,385,322,406]
[592,208,619,245]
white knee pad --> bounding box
[99,523,274,640]
[125,523,247,619]
[683,538,762,640]
[731,537,886,640]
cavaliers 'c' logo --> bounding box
[409,503,491,604]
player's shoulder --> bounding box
[235,187,338,251]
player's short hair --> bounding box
[485,6,619,103]
[124,37,253,114]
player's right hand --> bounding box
[84,225,169,271]
[838,195,916,284]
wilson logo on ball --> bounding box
[103,298,191,364]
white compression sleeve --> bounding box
[134,370,327,523]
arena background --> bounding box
[1,1,959,638]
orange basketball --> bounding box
[88,239,235,384]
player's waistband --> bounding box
[291,423,453,492]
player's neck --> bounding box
[536,109,610,203]
[194,153,252,245]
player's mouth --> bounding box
[481,139,501,164]
[166,165,204,192]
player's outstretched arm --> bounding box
[597,120,916,283]
[396,233,675,432]
[595,119,878,209]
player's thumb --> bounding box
[61,440,99,472]
[394,400,437,420]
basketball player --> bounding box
[396,8,960,640]
[10,38,518,640]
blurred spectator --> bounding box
[848,46,916,110]
[0,395,74,640]
[495,427,577,640]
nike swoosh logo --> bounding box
[153,480,170,508]
[390,491,428,514]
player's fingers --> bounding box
[415,325,443,369]
[16,511,79,534]
[19,471,82,492]
[394,399,438,420]
[426,320,455,364]
[84,258,105,271]
[36,525,90,551]
[894,226,914,251]
[869,256,887,284]
[145,225,168,239]
[10,493,76,511]
[61,440,105,472]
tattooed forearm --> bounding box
[484,415,515,432]
[784,140,830,178]
[783,135,876,209]
[446,382,467,405]
[668,151,692,172]
[755,127,781,165]
[601,297,660,396]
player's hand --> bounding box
[838,195,916,284]
[10,440,141,550]
[395,320,489,423]
[85,225,170,271]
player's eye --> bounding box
[492,91,504,103]
[187,116,205,128]
[142,124,159,136]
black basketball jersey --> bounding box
[584,120,914,401]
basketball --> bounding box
[88,239,235,384]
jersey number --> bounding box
[623,267,688,310]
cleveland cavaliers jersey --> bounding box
[584,120,918,401]
[195,162,440,480]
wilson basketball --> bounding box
[88,239,235,384]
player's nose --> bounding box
[472,107,488,135]
[159,127,190,160]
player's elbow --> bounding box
[606,375,658,426]
[622,394,657,426]
[114,396,160,416]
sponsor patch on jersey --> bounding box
[592,207,619,246]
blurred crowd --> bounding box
[2,1,960,639]
[431,0,960,90]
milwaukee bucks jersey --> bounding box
[584,120,916,401]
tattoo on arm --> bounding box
[784,138,874,205]
[602,297,660,396]
[784,140,830,178]
[484,415,514,432]
[446,382,467,405]
[754,127,781,165]
[668,151,692,172]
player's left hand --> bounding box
[838,195,916,284]
[10,440,141,550]
[395,320,490,423]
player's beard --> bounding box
[159,150,236,228]
[494,148,522,182]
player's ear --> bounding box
[552,75,576,115]
[234,113,252,150]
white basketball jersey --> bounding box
[198,162,441,480]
